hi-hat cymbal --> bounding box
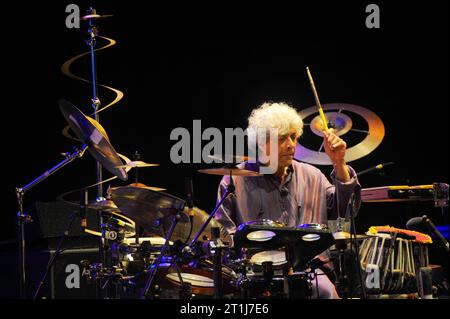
[87,199,119,212]
[198,167,261,176]
[125,183,166,192]
[59,99,128,181]
[111,186,189,231]
[116,161,159,169]
[295,103,385,165]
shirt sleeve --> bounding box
[325,165,361,220]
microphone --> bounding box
[406,215,449,253]
[356,162,395,177]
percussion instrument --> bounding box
[359,226,431,294]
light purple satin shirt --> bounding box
[215,160,361,236]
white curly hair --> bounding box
[247,102,304,137]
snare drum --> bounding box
[164,259,239,297]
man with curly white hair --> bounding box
[215,102,361,299]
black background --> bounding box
[1,1,448,267]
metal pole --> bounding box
[16,145,87,298]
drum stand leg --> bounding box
[142,205,184,298]
[335,246,349,298]
[349,194,367,299]
[171,262,192,299]
[211,227,224,299]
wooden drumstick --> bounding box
[306,66,329,131]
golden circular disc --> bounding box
[310,112,353,137]
[295,103,385,165]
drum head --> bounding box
[250,250,287,266]
[244,219,284,242]
[166,272,214,288]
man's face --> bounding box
[265,128,298,169]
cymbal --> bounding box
[87,199,119,212]
[116,161,159,169]
[295,103,385,165]
[125,183,166,192]
[81,14,113,20]
[110,186,230,243]
[81,8,113,21]
[111,186,189,231]
[333,231,351,240]
[332,232,370,244]
[198,167,261,176]
[207,155,253,164]
[59,99,128,181]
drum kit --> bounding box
[20,98,344,299]
[15,8,448,300]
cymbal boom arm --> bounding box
[189,171,235,248]
[15,144,87,298]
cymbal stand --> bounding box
[133,151,142,246]
[348,193,367,298]
[189,170,235,248]
[15,144,87,298]
[83,8,109,293]
[334,237,349,298]
[84,7,103,199]
[189,170,235,299]
[143,202,186,298]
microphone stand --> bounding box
[423,215,449,254]
[348,193,367,299]
[15,145,87,298]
